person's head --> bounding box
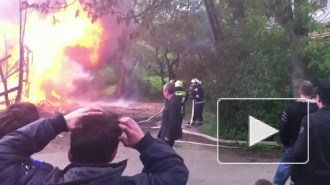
[299,81,314,99]
[191,78,199,86]
[69,111,122,164]
[254,179,273,185]
[191,78,202,87]
[0,102,39,139]
[163,82,176,99]
[316,81,330,108]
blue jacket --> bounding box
[0,115,189,185]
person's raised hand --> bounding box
[118,117,144,148]
[64,106,103,131]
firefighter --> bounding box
[190,78,205,126]
[175,80,189,119]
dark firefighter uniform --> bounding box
[175,81,189,118]
[291,82,330,185]
[190,80,205,126]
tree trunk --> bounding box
[117,28,132,97]
[228,0,245,24]
[118,61,127,95]
[16,0,24,103]
[0,55,11,106]
[289,33,305,98]
[160,63,166,85]
[203,0,223,43]
[155,47,166,85]
[165,52,179,81]
[270,0,307,98]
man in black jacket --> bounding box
[291,82,330,185]
[159,83,183,147]
[273,81,318,185]
[0,107,189,185]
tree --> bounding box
[132,0,214,86]
[204,0,223,42]
[268,0,322,97]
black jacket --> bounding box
[291,107,330,185]
[159,95,183,141]
[279,100,318,148]
[175,86,189,105]
[0,115,189,185]
[190,84,204,103]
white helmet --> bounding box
[191,78,201,85]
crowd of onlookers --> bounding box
[0,102,189,185]
[0,81,329,185]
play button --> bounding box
[249,116,278,147]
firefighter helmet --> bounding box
[175,80,183,87]
[191,78,201,85]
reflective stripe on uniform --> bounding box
[176,91,187,104]
[176,91,186,96]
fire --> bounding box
[0,1,105,105]
[51,90,61,100]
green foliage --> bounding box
[143,76,169,93]
[294,2,325,33]
[130,0,330,141]
[104,85,117,94]
[217,100,287,141]
[248,143,282,152]
[300,36,330,81]
[96,67,119,85]
[200,110,218,138]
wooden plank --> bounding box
[0,55,11,64]
[6,69,19,79]
[0,87,19,97]
[0,64,10,106]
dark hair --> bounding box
[254,179,273,185]
[317,81,330,106]
[299,81,313,96]
[70,111,122,164]
[0,102,40,139]
[164,82,176,94]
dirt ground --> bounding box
[33,103,285,185]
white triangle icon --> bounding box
[249,116,278,147]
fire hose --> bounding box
[136,107,165,124]
[135,107,244,149]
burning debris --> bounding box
[0,0,130,107]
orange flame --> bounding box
[51,90,61,100]
[0,1,105,105]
